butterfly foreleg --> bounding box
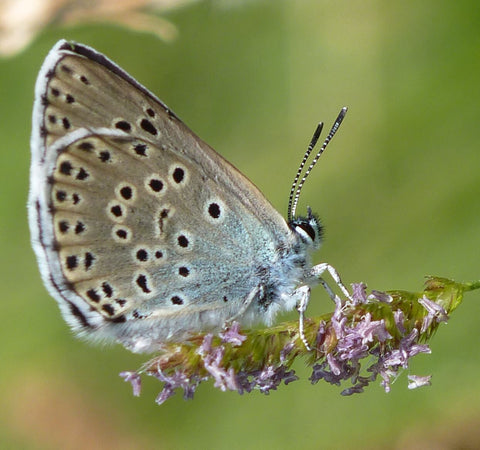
[292,264,353,351]
[310,262,353,302]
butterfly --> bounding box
[29,40,350,353]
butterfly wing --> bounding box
[29,41,294,351]
[32,41,287,231]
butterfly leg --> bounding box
[293,264,352,351]
[223,285,263,327]
[294,285,312,351]
[310,263,353,302]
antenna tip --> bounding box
[333,107,348,127]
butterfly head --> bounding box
[289,207,323,249]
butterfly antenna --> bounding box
[289,107,348,220]
[287,122,324,222]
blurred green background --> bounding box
[1,0,479,448]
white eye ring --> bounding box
[294,225,314,243]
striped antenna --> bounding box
[287,107,347,221]
[287,122,323,222]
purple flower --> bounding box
[394,309,407,335]
[203,346,239,392]
[153,370,201,405]
[368,290,393,303]
[356,314,392,344]
[254,365,298,394]
[419,296,448,333]
[119,371,142,397]
[219,321,247,346]
[236,365,298,395]
[280,342,295,362]
[156,384,175,405]
[199,333,214,355]
[351,283,368,304]
[334,312,392,363]
[378,367,397,393]
[369,328,432,393]
[407,374,432,389]
[327,353,343,375]
[310,286,438,395]
[341,375,373,396]
[399,329,431,359]
[198,334,237,391]
[315,321,327,348]
[310,360,356,386]
[331,296,347,337]
[380,329,431,371]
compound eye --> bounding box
[295,222,316,242]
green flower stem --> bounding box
[121,277,478,402]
